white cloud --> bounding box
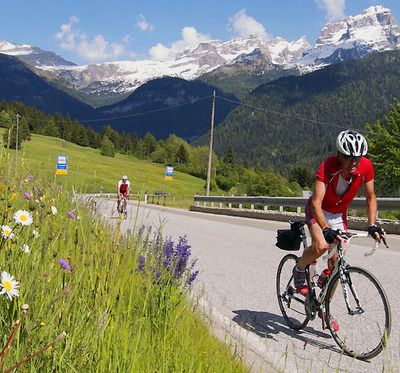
[149,26,210,61]
[228,9,270,39]
[136,15,154,32]
[55,16,136,63]
[315,0,346,22]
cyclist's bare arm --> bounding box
[311,181,330,231]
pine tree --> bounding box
[176,143,189,164]
[367,99,400,196]
[100,136,116,157]
[223,144,235,164]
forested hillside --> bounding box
[194,50,400,174]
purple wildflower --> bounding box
[24,192,30,200]
[58,258,71,271]
[67,211,76,219]
[188,270,199,286]
[138,225,145,236]
[137,228,198,287]
[28,175,34,179]
[137,255,146,273]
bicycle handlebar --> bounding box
[321,231,389,260]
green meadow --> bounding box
[0,139,250,372]
[16,134,208,207]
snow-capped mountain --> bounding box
[0,41,75,67]
[293,5,400,72]
[33,35,310,98]
[0,5,399,99]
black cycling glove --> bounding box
[323,228,339,244]
[367,224,385,239]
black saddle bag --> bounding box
[276,229,301,251]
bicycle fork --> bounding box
[339,266,364,316]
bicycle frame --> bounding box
[296,223,382,322]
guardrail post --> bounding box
[279,206,283,213]
[229,203,232,208]
[239,203,242,209]
[251,204,254,210]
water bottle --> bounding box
[309,260,320,283]
[317,268,331,288]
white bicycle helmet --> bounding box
[122,175,128,180]
[336,130,368,156]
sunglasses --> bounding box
[340,153,362,162]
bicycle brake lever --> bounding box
[382,236,389,249]
[365,241,379,257]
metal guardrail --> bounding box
[193,196,400,214]
[86,192,176,205]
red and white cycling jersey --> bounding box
[316,155,374,214]
[118,180,131,195]
[305,155,374,229]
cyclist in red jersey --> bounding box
[292,131,386,328]
[117,175,131,212]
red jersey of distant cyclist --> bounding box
[315,155,374,214]
[118,180,130,196]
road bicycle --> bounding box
[276,220,391,360]
[117,194,128,219]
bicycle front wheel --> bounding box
[326,266,391,360]
[276,254,309,330]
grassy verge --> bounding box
[0,150,250,372]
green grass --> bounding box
[0,149,250,372]
[12,134,209,208]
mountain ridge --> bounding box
[1,5,398,102]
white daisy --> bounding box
[13,210,33,226]
[1,225,14,239]
[51,206,57,215]
[32,229,40,239]
[0,271,20,300]
[20,244,30,253]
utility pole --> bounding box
[15,114,20,169]
[206,90,216,196]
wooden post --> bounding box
[206,90,216,196]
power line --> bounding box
[21,95,213,124]
[11,91,382,136]
[215,95,362,133]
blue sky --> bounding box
[1,0,399,65]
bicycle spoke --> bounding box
[326,266,391,360]
[276,254,309,330]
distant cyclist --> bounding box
[117,175,131,212]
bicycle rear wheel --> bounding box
[326,266,391,360]
[276,254,309,330]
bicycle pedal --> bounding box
[295,285,309,295]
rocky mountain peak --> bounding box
[315,6,400,49]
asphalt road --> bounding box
[90,196,400,373]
